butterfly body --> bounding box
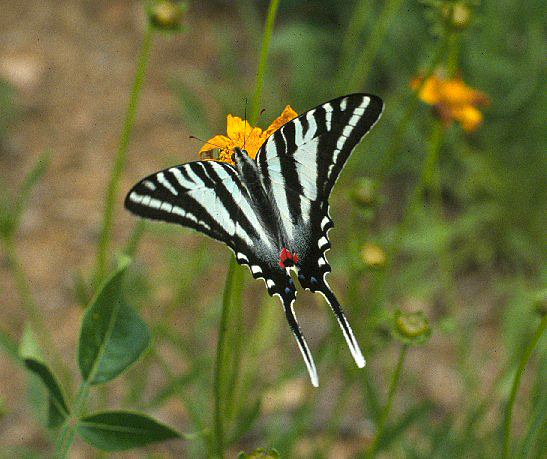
[125,94,383,386]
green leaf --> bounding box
[0,152,49,239]
[23,359,69,428]
[19,325,69,428]
[78,257,150,384]
[77,411,180,451]
[379,401,433,451]
[0,327,21,365]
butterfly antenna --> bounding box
[243,98,248,151]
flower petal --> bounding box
[198,135,232,155]
[264,105,298,138]
[198,105,299,164]
[452,105,483,132]
[411,76,442,105]
[227,115,259,141]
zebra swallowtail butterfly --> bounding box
[125,93,383,386]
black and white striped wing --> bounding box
[125,161,297,299]
[257,94,384,202]
[125,161,266,261]
[125,159,316,383]
[256,93,384,369]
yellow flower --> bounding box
[360,243,386,269]
[199,105,298,164]
[411,75,489,132]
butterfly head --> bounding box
[279,248,299,269]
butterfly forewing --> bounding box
[127,162,245,250]
[256,93,383,280]
[125,160,293,289]
[257,93,384,201]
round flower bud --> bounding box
[350,178,379,209]
[148,1,186,31]
[392,310,431,345]
[442,2,471,30]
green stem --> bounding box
[213,259,244,458]
[213,262,231,458]
[123,220,146,258]
[249,0,280,124]
[213,2,281,456]
[371,118,444,313]
[94,24,154,287]
[342,0,403,92]
[373,33,450,191]
[392,118,443,246]
[366,344,408,458]
[428,123,458,312]
[338,0,372,75]
[502,314,546,459]
[54,381,91,459]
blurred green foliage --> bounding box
[0,80,16,145]
[165,0,545,457]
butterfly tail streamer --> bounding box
[282,297,319,387]
[318,282,366,368]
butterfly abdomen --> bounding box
[232,147,283,246]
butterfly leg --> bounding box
[298,274,365,369]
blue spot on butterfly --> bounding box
[285,287,292,295]
[311,276,318,285]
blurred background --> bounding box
[0,0,545,457]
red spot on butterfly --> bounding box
[279,248,299,269]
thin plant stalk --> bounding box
[389,118,444,261]
[249,0,280,124]
[502,314,546,459]
[124,220,146,258]
[94,24,154,287]
[373,32,450,191]
[340,0,403,92]
[338,0,373,72]
[365,344,409,458]
[213,1,281,456]
[54,381,91,458]
[213,259,238,458]
[368,116,444,319]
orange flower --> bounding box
[199,105,298,164]
[411,75,489,132]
